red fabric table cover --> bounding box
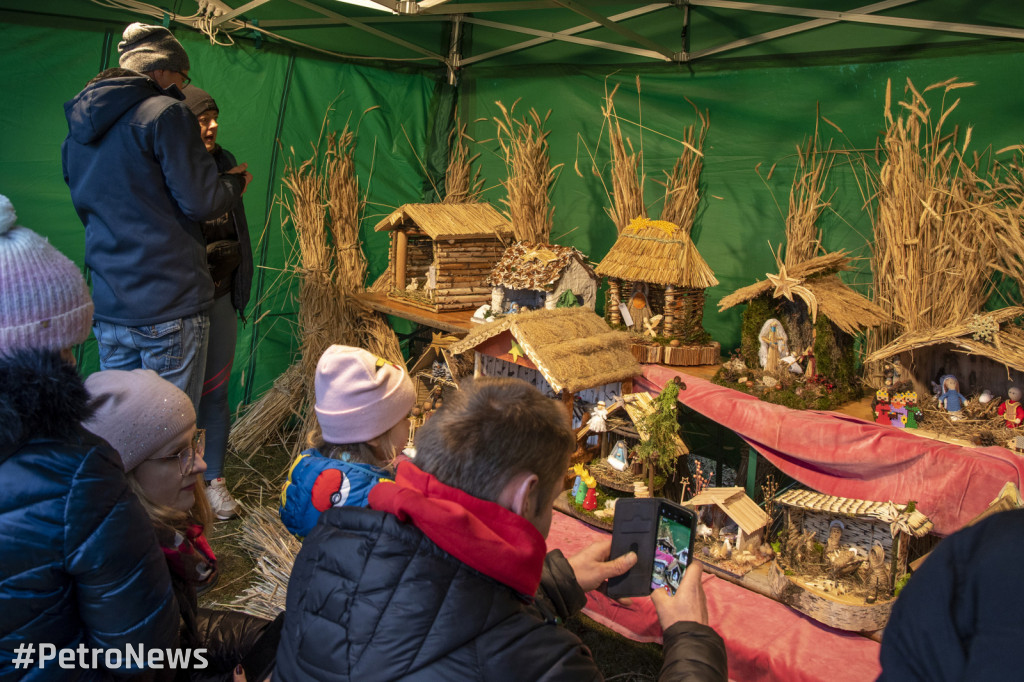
[548,512,882,682]
[639,365,1024,536]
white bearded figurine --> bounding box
[587,401,609,433]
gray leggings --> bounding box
[196,294,236,480]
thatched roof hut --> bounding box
[487,241,598,311]
[448,306,640,397]
[595,218,718,289]
[595,218,718,345]
[863,307,1024,396]
[717,252,887,336]
[684,486,768,538]
[374,202,513,313]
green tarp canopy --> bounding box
[2,0,1023,411]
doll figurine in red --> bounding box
[998,386,1024,428]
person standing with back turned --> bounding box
[62,23,252,409]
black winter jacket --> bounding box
[203,146,252,316]
[275,506,728,681]
[62,74,245,326]
[0,350,178,679]
[879,508,1024,681]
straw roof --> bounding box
[594,218,718,289]
[683,486,767,535]
[487,240,596,291]
[776,489,933,536]
[717,252,887,335]
[864,307,1024,370]
[373,202,513,239]
[448,307,640,394]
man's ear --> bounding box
[497,471,540,518]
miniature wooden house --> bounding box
[487,241,598,313]
[448,307,640,411]
[776,488,933,579]
[374,203,514,313]
[595,218,720,365]
[683,486,768,551]
[864,306,1024,399]
[407,333,471,407]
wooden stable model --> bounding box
[595,218,720,366]
[448,307,640,410]
[685,487,772,578]
[769,488,933,633]
[374,203,513,313]
[407,333,470,408]
[487,240,598,313]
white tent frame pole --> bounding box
[686,0,921,61]
[460,4,673,65]
[286,0,446,61]
[212,0,275,27]
[549,0,677,60]
[688,0,1024,41]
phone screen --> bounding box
[651,507,692,595]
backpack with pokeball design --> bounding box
[279,449,391,536]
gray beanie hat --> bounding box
[182,84,218,116]
[84,369,195,473]
[117,23,190,74]
[0,195,94,353]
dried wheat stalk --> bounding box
[495,100,559,244]
[660,102,708,235]
[784,123,832,267]
[603,86,646,234]
[444,115,483,204]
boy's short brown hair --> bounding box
[413,377,574,503]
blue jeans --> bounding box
[196,295,236,480]
[93,313,210,410]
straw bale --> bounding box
[487,240,595,290]
[449,307,640,394]
[373,202,513,240]
[864,307,1024,370]
[594,218,718,288]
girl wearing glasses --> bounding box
[85,369,277,681]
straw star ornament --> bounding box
[766,259,819,323]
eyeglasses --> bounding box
[151,429,205,475]
[178,72,191,87]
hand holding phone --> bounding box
[606,498,697,599]
[650,560,709,627]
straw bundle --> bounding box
[603,87,646,234]
[494,101,559,244]
[231,121,403,456]
[659,103,708,236]
[443,115,483,204]
[218,505,299,619]
[784,126,832,267]
[718,251,851,311]
[868,77,997,357]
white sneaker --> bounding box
[206,477,239,520]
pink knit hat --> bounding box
[0,195,94,353]
[314,345,415,444]
[84,369,195,473]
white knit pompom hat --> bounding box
[0,194,94,353]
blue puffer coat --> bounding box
[61,74,245,326]
[0,350,178,679]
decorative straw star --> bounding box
[766,248,819,322]
[509,339,525,363]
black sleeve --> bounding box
[536,550,588,622]
[659,621,728,682]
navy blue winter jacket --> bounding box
[62,74,245,326]
[0,350,178,679]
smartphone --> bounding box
[606,498,697,599]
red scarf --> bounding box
[368,461,546,597]
[161,524,217,584]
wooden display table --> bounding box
[358,292,472,334]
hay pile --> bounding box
[215,504,298,619]
[494,101,560,244]
[230,126,402,456]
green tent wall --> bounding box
[2,2,1023,413]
